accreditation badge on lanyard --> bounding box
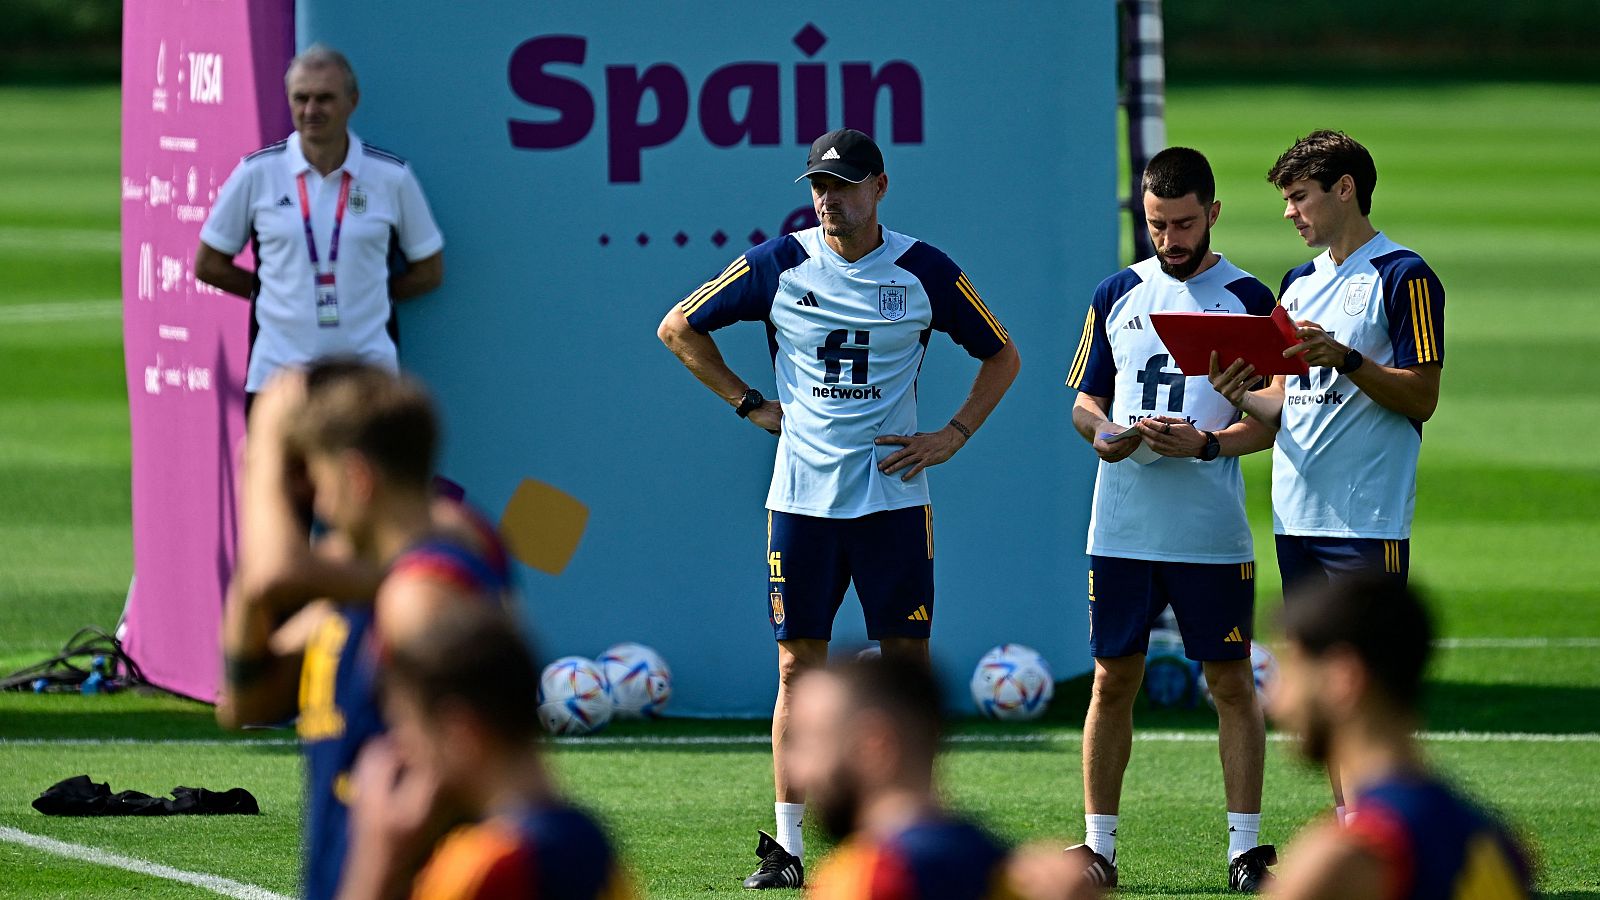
[298,171,352,328]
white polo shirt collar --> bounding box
[283,129,365,181]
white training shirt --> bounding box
[200,131,444,391]
[1273,232,1446,539]
[681,226,1010,519]
[1066,254,1276,563]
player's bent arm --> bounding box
[951,340,1020,436]
[194,241,258,299]
[1347,361,1441,422]
[657,306,750,408]
[1270,827,1388,900]
[876,342,1019,479]
[216,590,324,729]
[389,251,443,301]
[1071,391,1116,444]
[657,306,781,431]
[1216,415,1276,457]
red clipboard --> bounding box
[1148,306,1310,377]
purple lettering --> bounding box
[700,63,780,147]
[842,61,924,143]
[606,64,690,183]
[507,36,595,150]
[794,63,828,144]
[781,205,818,235]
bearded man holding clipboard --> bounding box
[1063,147,1280,893]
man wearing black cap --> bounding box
[658,128,1020,889]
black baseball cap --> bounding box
[795,128,884,183]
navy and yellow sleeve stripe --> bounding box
[679,255,751,321]
[954,272,1009,344]
[1066,307,1096,390]
[1406,277,1441,364]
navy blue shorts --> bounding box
[766,506,934,641]
[1276,535,1409,597]
[1087,555,1256,661]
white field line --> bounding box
[0,300,121,324]
[0,825,290,900]
[3,731,1596,749]
[1435,637,1600,649]
[0,227,120,253]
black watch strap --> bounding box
[735,388,764,418]
[1337,348,1365,375]
[1199,431,1221,461]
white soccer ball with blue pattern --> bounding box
[538,656,613,735]
[1144,628,1199,709]
[597,642,672,719]
[1198,642,1279,710]
[970,644,1054,720]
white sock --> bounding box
[775,802,805,857]
[1227,812,1261,860]
[1334,805,1347,826]
[1085,813,1118,862]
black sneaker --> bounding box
[1229,845,1277,893]
[743,830,804,889]
[1063,843,1118,888]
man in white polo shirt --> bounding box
[196,44,444,412]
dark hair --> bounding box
[832,655,944,757]
[291,359,437,489]
[1143,146,1215,207]
[1281,577,1434,710]
[383,603,542,744]
[1267,130,1378,216]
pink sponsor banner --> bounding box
[119,0,292,701]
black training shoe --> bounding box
[1229,845,1277,893]
[1063,843,1118,889]
[743,830,804,889]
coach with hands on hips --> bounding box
[196,45,445,412]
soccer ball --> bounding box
[597,642,672,719]
[1144,628,1198,709]
[1198,643,1279,710]
[970,644,1054,720]
[537,656,613,735]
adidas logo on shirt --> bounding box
[1123,316,1144,330]
[821,146,841,160]
[276,195,293,207]
[796,291,819,308]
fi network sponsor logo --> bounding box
[507,23,925,183]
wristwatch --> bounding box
[1198,431,1221,461]
[735,388,765,418]
[1337,348,1365,375]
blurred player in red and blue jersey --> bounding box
[1270,577,1533,900]
[788,655,1018,900]
[337,602,630,900]
[218,361,509,900]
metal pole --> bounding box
[1120,0,1165,264]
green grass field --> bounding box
[2,82,1598,898]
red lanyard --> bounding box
[296,171,352,272]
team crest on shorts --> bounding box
[1342,280,1371,315]
[769,590,785,625]
[879,285,907,321]
[348,188,368,215]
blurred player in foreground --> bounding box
[787,655,1026,900]
[1269,577,1533,899]
[1065,147,1278,892]
[217,361,509,899]
[338,602,630,900]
